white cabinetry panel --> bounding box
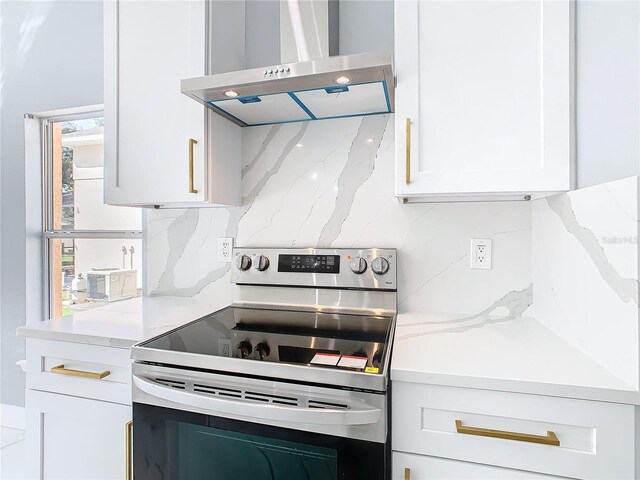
[26,390,131,480]
[26,338,132,405]
[393,452,564,480]
[392,382,636,479]
[104,0,241,207]
[395,0,574,201]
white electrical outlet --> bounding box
[219,339,231,357]
[470,238,492,269]
[218,237,234,263]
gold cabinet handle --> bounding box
[404,467,411,480]
[405,118,411,185]
[125,420,133,480]
[455,419,560,446]
[189,138,198,194]
[51,364,110,380]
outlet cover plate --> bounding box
[218,339,231,357]
[218,237,234,263]
[470,238,492,270]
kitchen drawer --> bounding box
[392,382,636,479]
[26,338,132,405]
[393,452,565,479]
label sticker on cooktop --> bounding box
[337,355,368,369]
[365,366,380,374]
[310,353,341,366]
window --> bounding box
[42,108,142,317]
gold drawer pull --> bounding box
[404,467,411,480]
[51,364,110,380]
[455,420,560,446]
[189,138,198,194]
[405,117,411,185]
[125,420,133,480]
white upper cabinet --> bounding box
[395,0,575,202]
[104,1,242,207]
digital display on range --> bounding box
[278,254,340,273]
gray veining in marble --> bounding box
[318,115,389,246]
[244,122,309,204]
[146,114,533,318]
[153,209,200,294]
[396,284,533,339]
[242,125,282,178]
[547,194,639,304]
[151,123,312,296]
[399,252,466,308]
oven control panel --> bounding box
[231,248,396,290]
[278,254,340,273]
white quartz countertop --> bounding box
[19,298,640,404]
[391,311,640,405]
[17,296,217,348]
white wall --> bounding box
[576,0,640,187]
[0,0,103,408]
[338,0,394,56]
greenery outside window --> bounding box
[43,108,142,317]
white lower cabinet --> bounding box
[26,390,131,480]
[25,339,132,480]
[392,382,639,480]
[394,452,564,480]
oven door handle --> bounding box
[133,376,382,426]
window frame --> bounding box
[41,107,143,318]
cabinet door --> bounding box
[393,452,564,480]
[395,0,574,200]
[104,0,207,205]
[392,382,636,479]
[26,390,132,480]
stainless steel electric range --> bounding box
[131,248,397,480]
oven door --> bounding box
[132,364,389,479]
[133,403,388,480]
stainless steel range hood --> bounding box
[181,1,394,127]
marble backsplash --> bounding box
[145,114,533,319]
[532,176,640,389]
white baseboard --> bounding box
[1,403,25,430]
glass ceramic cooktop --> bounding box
[139,306,392,373]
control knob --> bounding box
[236,255,252,271]
[253,255,270,271]
[349,257,367,274]
[236,341,253,359]
[253,343,271,361]
[371,256,390,275]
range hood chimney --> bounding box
[280,0,330,63]
[181,0,394,127]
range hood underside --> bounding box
[181,52,394,127]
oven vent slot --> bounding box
[189,382,300,406]
[155,378,186,389]
[155,378,352,411]
[245,391,298,406]
[308,400,349,410]
[193,383,242,398]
